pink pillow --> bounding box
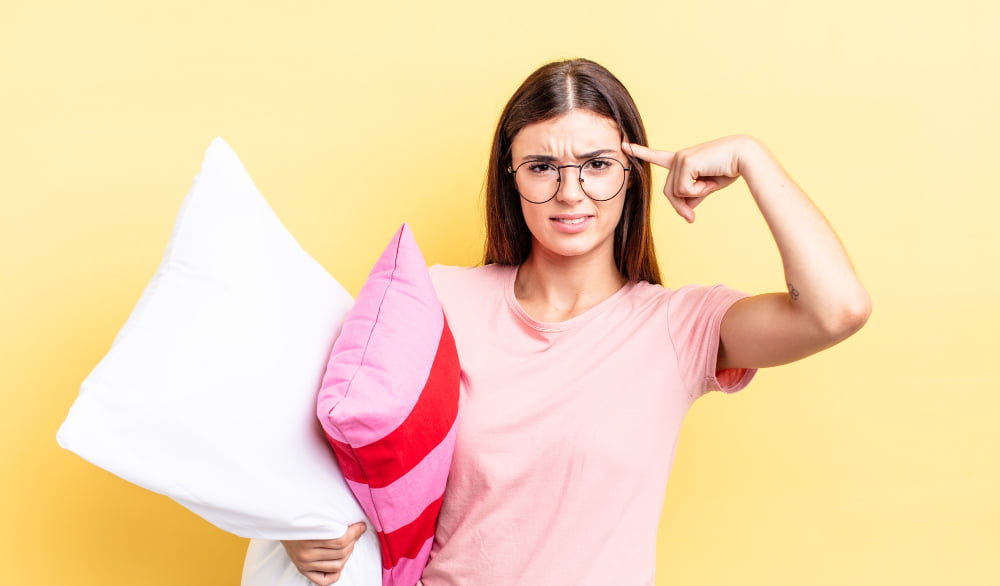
[317,224,460,586]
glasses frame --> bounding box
[508,157,632,204]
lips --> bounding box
[549,213,594,233]
[551,214,592,224]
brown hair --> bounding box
[483,58,661,285]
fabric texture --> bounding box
[318,224,460,586]
[420,264,755,586]
[56,138,381,585]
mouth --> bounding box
[548,213,595,233]
[550,214,593,225]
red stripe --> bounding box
[327,316,460,488]
[327,437,364,483]
[377,492,445,569]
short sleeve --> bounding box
[666,284,757,398]
[428,264,475,319]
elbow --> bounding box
[820,290,872,341]
[841,293,873,336]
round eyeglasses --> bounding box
[508,157,631,204]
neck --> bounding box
[514,250,626,323]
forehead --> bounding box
[510,109,621,158]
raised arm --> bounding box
[625,137,871,369]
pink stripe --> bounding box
[379,494,443,568]
[319,320,461,488]
[319,229,445,446]
[345,419,457,534]
[347,486,379,531]
[322,320,459,488]
[383,537,434,586]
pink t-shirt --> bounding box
[421,264,754,586]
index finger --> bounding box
[622,142,674,169]
[342,521,367,543]
[328,522,367,548]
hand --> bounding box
[624,136,764,223]
[281,522,368,586]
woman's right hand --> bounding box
[281,522,368,586]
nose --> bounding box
[554,165,586,204]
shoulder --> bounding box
[616,280,711,311]
[618,281,749,329]
[662,283,750,314]
[429,263,514,307]
[429,263,512,289]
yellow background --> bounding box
[2,0,997,584]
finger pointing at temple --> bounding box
[623,142,675,169]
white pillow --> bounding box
[57,138,380,583]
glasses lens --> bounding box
[580,158,626,201]
[514,161,559,203]
[513,158,627,203]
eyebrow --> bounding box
[520,148,619,163]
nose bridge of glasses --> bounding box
[555,163,584,177]
[553,163,588,201]
[555,163,587,189]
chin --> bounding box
[534,237,612,261]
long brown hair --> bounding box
[484,58,661,285]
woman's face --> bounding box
[509,109,627,265]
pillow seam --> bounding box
[338,231,405,570]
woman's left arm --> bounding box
[625,136,872,369]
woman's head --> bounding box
[484,58,661,284]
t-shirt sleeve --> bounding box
[428,264,467,317]
[666,284,757,398]
[428,264,447,294]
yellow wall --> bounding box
[2,1,997,584]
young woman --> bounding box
[283,58,871,585]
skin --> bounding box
[622,136,871,368]
[281,523,365,586]
[510,109,629,322]
[283,109,872,582]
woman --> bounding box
[284,58,871,585]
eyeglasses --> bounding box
[508,157,631,204]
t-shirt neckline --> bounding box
[503,264,636,333]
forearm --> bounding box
[739,137,871,338]
[626,135,871,369]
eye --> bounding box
[525,162,556,175]
[584,158,615,172]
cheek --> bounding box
[608,197,626,226]
[519,201,542,232]
[521,200,537,235]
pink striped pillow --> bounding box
[317,224,459,586]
